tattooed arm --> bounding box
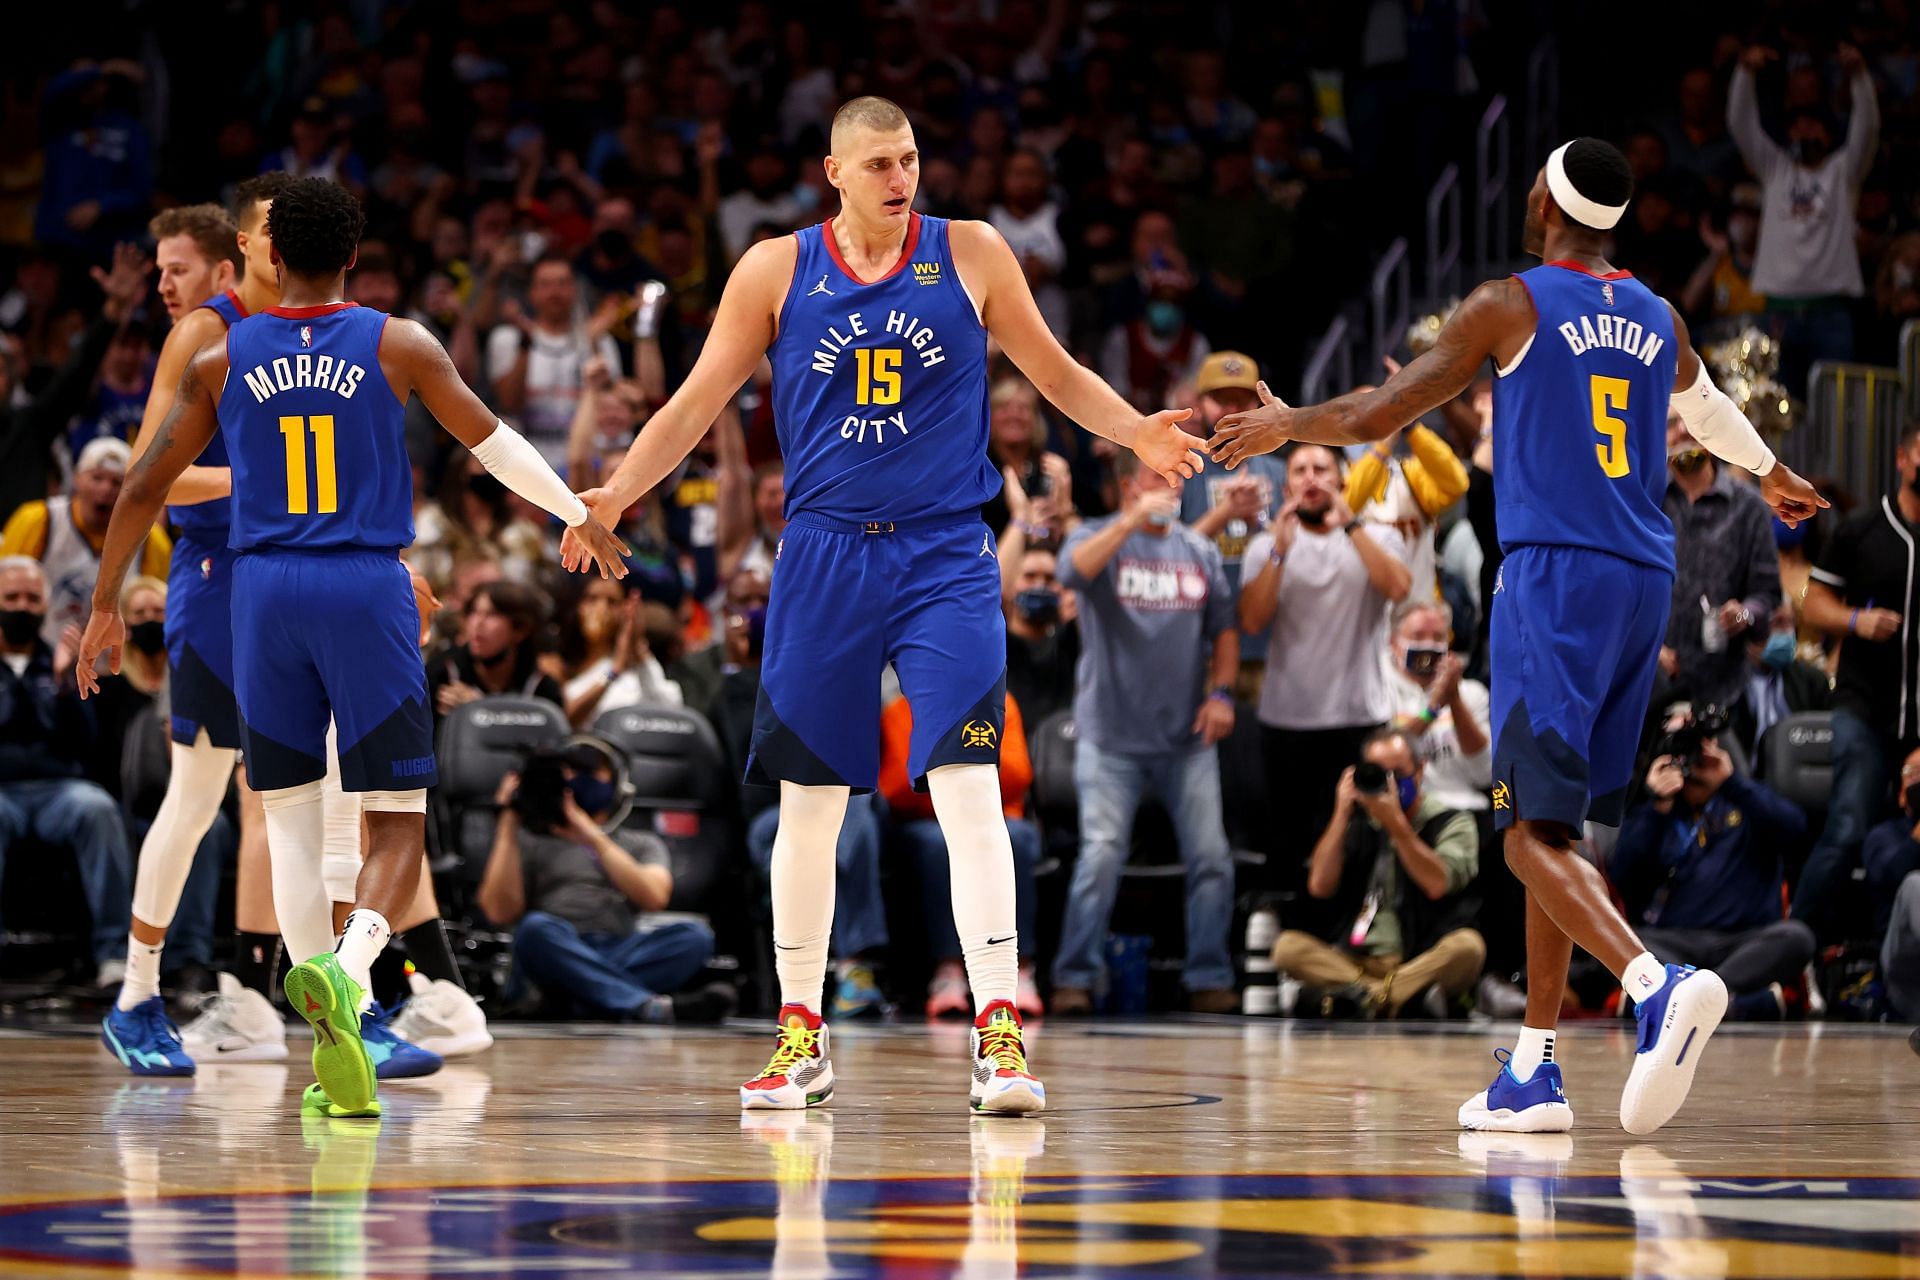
[77,343,225,697]
[1207,278,1535,467]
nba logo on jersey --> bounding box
[1601,282,1615,307]
[199,556,212,579]
[300,325,313,347]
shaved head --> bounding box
[830,96,909,154]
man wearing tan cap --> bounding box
[1180,351,1287,594]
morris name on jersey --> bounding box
[238,351,369,404]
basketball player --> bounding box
[80,177,630,1116]
[1206,138,1824,1134]
[564,97,1204,1113]
[100,178,318,1076]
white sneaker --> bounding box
[1619,964,1727,1135]
[181,972,288,1063]
[387,974,493,1058]
[741,1004,834,1110]
[970,999,1045,1114]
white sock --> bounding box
[770,782,846,1015]
[926,764,1019,1010]
[1509,1025,1556,1082]
[130,734,238,931]
[259,781,338,965]
[117,938,165,1010]
[334,908,391,1000]
[1622,951,1668,1006]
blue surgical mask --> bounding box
[1014,587,1059,624]
[1145,299,1183,336]
[1761,630,1796,672]
[568,774,616,816]
[1396,773,1419,813]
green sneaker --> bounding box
[301,1081,381,1119]
[285,954,377,1115]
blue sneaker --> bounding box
[362,1002,443,1080]
[831,963,892,1020]
[1458,1048,1572,1132]
[1620,963,1726,1135]
[101,997,196,1077]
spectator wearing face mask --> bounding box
[1726,604,1832,761]
[1658,418,1782,712]
[1001,545,1079,728]
[1100,283,1211,414]
[1728,42,1878,394]
[1384,602,1490,814]
[1241,444,1411,885]
[0,437,171,649]
[1271,729,1484,1018]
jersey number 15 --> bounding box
[280,415,339,515]
[1589,375,1631,479]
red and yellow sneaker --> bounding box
[740,1003,834,1110]
[969,999,1045,1114]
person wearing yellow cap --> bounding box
[1179,351,1288,595]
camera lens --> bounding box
[1353,761,1389,795]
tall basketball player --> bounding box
[100,177,311,1077]
[81,177,630,1116]
[1206,138,1824,1134]
[564,97,1204,1113]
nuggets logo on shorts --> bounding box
[1492,780,1512,811]
[961,719,998,750]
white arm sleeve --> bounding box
[470,421,589,526]
[1671,361,1776,477]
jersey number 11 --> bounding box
[280,415,339,515]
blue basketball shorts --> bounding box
[748,513,1006,793]
[231,548,436,793]
[166,532,241,749]
[1490,544,1672,831]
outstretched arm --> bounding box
[79,347,224,694]
[952,220,1203,485]
[1207,277,1531,466]
[380,317,631,577]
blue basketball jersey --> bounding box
[217,303,413,552]
[768,214,998,523]
[1493,263,1678,571]
[168,289,246,536]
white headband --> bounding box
[1546,142,1627,231]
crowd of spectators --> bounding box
[4,4,1920,1026]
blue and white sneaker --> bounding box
[101,997,196,1077]
[1458,1048,1573,1132]
[1619,963,1726,1135]
[362,1002,443,1080]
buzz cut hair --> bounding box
[830,96,910,153]
[149,204,242,274]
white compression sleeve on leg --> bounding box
[927,764,1019,1009]
[770,782,849,1014]
[131,733,238,928]
[320,720,363,904]
[1671,362,1776,476]
[469,421,588,526]
[260,780,338,964]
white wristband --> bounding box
[470,420,589,527]
[1671,362,1776,477]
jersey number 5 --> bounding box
[280,415,339,515]
[854,348,902,406]
[1589,375,1631,479]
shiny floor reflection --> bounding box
[1,1019,1915,1276]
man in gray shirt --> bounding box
[476,753,731,1022]
[1052,453,1240,1014]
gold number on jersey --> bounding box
[1589,375,1631,479]
[279,415,339,514]
[855,347,903,406]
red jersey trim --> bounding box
[1545,259,1632,280]
[224,289,250,319]
[265,301,359,318]
[822,213,922,285]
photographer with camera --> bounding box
[476,743,733,1023]
[1610,711,1813,1018]
[1271,729,1485,1018]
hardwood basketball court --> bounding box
[1,1018,1915,1277]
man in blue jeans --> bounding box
[1052,454,1240,1014]
[0,556,132,985]
[475,751,733,1023]
[1794,429,1920,940]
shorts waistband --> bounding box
[788,511,981,536]
[235,545,404,560]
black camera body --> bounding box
[1352,761,1391,796]
[1657,704,1731,778]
